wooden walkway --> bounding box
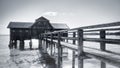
[46,39,120,67]
[39,22,120,68]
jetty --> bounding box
[7,16,69,50]
[7,17,120,68]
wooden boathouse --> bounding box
[7,16,69,50]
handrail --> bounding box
[41,21,120,44]
[43,22,120,35]
[74,22,120,29]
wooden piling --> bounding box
[50,34,53,55]
[77,29,84,68]
[9,40,14,49]
[100,30,106,51]
[45,35,48,52]
[101,61,106,68]
[53,43,56,56]
[57,32,62,68]
[29,39,32,50]
[72,32,76,68]
[8,40,12,49]
[19,40,24,50]
[14,40,17,49]
[39,34,42,49]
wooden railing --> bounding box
[39,22,120,68]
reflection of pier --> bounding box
[7,17,120,68]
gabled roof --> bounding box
[7,22,69,29]
[51,23,69,29]
[35,16,49,22]
[7,22,33,28]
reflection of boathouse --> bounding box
[7,16,69,50]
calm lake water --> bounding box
[0,35,119,68]
[0,35,10,67]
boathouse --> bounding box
[7,16,69,50]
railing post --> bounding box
[43,34,46,50]
[39,34,42,49]
[77,29,84,68]
[72,32,76,68]
[50,33,53,55]
[100,30,106,51]
[101,61,106,68]
[45,34,48,52]
[66,31,68,43]
[57,32,62,68]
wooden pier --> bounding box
[7,17,120,68]
[40,22,120,68]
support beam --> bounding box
[9,40,13,49]
[57,32,62,68]
[39,34,42,49]
[14,40,17,49]
[44,34,49,53]
[46,40,48,52]
[100,30,106,51]
[77,29,84,68]
[50,34,53,55]
[19,40,24,50]
[53,43,56,56]
[29,39,32,50]
[101,61,106,68]
[72,32,76,68]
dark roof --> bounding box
[51,23,69,29]
[7,22,69,29]
[7,22,33,28]
[35,16,49,22]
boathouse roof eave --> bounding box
[7,22,33,29]
[51,23,70,30]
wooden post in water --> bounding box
[19,30,24,50]
[8,40,12,49]
[19,40,24,50]
[42,35,46,51]
[14,40,17,49]
[72,32,76,68]
[45,35,48,52]
[9,40,14,49]
[66,31,68,43]
[50,34,53,55]
[57,32,62,68]
[100,30,106,51]
[77,29,84,68]
[53,43,56,56]
[39,34,42,49]
[29,39,32,50]
[101,61,106,68]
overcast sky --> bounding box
[0,0,120,34]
